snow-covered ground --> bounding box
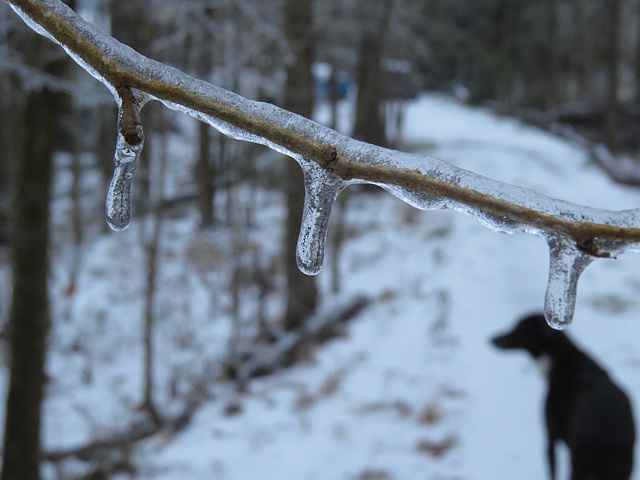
[8,93,640,479]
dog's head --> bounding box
[491,313,564,359]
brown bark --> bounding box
[1,9,71,475]
[8,0,640,249]
[2,82,57,480]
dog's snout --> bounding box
[491,333,510,349]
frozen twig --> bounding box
[7,0,640,327]
[5,0,640,245]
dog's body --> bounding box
[492,313,636,480]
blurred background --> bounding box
[3,0,640,479]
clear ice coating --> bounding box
[105,92,146,231]
[381,184,448,211]
[296,158,348,275]
[543,236,594,330]
[105,135,143,230]
[13,0,640,327]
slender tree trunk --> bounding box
[1,11,70,474]
[227,186,243,375]
[353,32,387,145]
[635,0,640,102]
[605,0,621,152]
[0,15,11,246]
[196,120,215,228]
[109,0,151,57]
[193,8,216,230]
[2,87,57,480]
[0,78,10,245]
[572,0,589,98]
[544,0,559,108]
[497,0,514,107]
[66,100,83,298]
[141,106,167,425]
[353,0,394,146]
[283,0,318,330]
[328,66,340,131]
[330,192,350,294]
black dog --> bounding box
[492,313,636,480]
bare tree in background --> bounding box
[0,7,15,246]
[353,0,394,146]
[140,104,169,425]
[605,0,622,152]
[6,0,640,474]
[1,31,65,480]
[191,5,216,228]
[282,0,318,330]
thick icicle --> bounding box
[296,158,347,275]
[106,89,147,231]
[543,236,594,330]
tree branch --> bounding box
[6,0,640,255]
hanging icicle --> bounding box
[106,88,147,231]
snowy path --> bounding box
[41,94,640,480]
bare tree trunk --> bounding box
[497,0,515,107]
[193,8,216,230]
[0,14,11,246]
[330,192,349,294]
[65,100,84,299]
[109,0,151,57]
[605,0,621,152]
[353,0,394,146]
[544,0,559,108]
[0,79,10,245]
[2,83,58,480]
[353,33,387,145]
[227,187,243,375]
[196,120,215,228]
[635,0,640,102]
[328,65,340,130]
[283,0,318,330]
[141,105,167,425]
[572,0,588,98]
[1,10,70,474]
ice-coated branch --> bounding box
[7,0,640,328]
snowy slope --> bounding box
[34,93,640,479]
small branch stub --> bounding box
[576,238,614,259]
[117,87,145,146]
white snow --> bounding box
[6,92,640,479]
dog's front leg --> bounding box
[547,439,557,480]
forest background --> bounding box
[1,0,640,479]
